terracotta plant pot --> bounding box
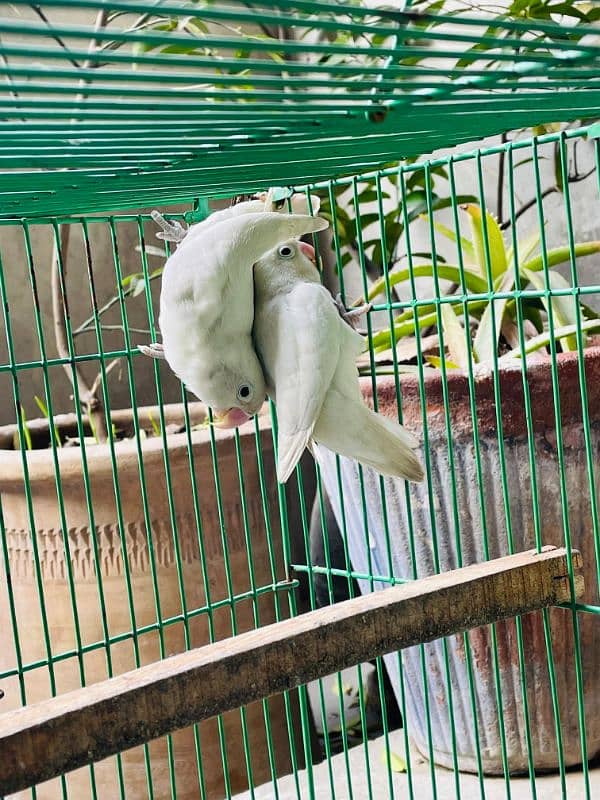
[0,403,301,799]
[316,347,600,775]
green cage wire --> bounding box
[1,1,600,799]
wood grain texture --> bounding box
[0,546,583,796]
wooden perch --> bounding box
[0,546,583,796]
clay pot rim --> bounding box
[361,343,600,394]
[359,343,600,440]
[0,401,273,485]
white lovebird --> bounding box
[141,204,327,427]
[253,236,424,483]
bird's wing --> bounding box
[272,283,342,482]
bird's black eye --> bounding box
[278,244,294,258]
[237,383,253,401]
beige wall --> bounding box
[0,209,186,426]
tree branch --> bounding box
[72,270,163,336]
[29,5,81,68]
[74,324,152,338]
[500,165,596,231]
[51,225,108,441]
[500,186,558,230]
[50,8,110,440]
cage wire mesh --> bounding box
[0,1,600,800]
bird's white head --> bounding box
[200,353,267,429]
[253,238,322,299]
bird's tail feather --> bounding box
[315,399,424,483]
[277,428,313,484]
[358,409,424,482]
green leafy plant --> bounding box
[18,405,33,451]
[318,165,476,286]
[368,203,600,370]
[34,395,62,449]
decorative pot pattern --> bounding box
[0,404,300,799]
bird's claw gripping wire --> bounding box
[335,294,372,330]
[138,342,165,359]
[151,210,189,244]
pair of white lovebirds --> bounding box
[139,191,424,485]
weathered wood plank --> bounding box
[0,546,583,796]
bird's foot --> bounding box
[151,210,188,244]
[138,342,165,359]
[256,187,290,211]
[335,294,372,330]
[257,187,280,211]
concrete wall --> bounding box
[0,211,186,425]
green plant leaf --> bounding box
[512,156,537,169]
[34,394,49,419]
[359,364,424,376]
[370,310,439,351]
[380,749,407,773]
[367,264,487,302]
[554,142,564,194]
[522,268,580,350]
[34,395,61,448]
[515,229,541,266]
[353,213,380,229]
[425,354,460,370]
[121,271,142,288]
[462,204,507,281]
[371,297,490,353]
[138,244,168,258]
[473,271,514,364]
[130,276,147,297]
[580,302,600,321]
[354,189,389,203]
[420,215,476,264]
[406,195,477,224]
[147,410,161,437]
[411,251,446,263]
[441,304,470,371]
[501,319,600,360]
[88,412,99,444]
[19,405,32,451]
[523,302,544,333]
[522,241,600,272]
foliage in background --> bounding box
[367,202,600,370]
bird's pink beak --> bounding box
[298,241,316,264]
[212,407,252,429]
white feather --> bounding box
[155,200,327,415]
[254,242,424,483]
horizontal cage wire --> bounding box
[0,1,596,215]
[0,121,599,800]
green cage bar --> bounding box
[1,2,600,799]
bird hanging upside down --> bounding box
[139,194,327,428]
